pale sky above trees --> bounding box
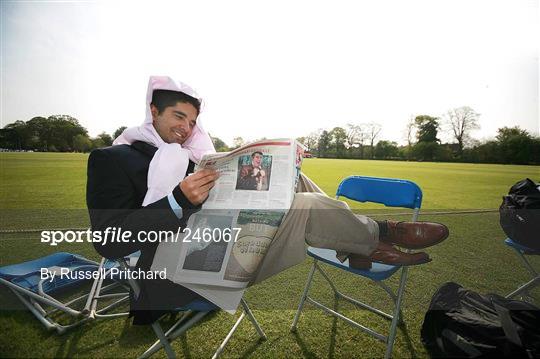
[1,0,538,146]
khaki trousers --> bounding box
[252,174,379,284]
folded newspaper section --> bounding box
[224,210,285,282]
[151,139,305,309]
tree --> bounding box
[232,137,245,149]
[329,126,347,158]
[44,115,87,151]
[414,115,440,161]
[211,136,229,152]
[26,116,51,151]
[0,120,32,150]
[415,115,439,143]
[317,130,331,158]
[302,130,321,153]
[345,124,361,148]
[445,106,480,157]
[345,124,366,158]
[93,132,113,148]
[73,134,92,152]
[495,126,535,164]
[366,123,382,159]
[374,140,399,159]
[403,116,416,160]
[113,126,127,140]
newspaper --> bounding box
[151,139,305,309]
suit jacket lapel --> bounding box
[131,141,158,158]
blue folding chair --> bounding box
[0,252,100,333]
[101,254,267,359]
[291,176,424,359]
[84,252,141,320]
[504,238,540,303]
[139,297,265,359]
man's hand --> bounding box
[180,169,219,205]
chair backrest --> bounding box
[336,176,422,209]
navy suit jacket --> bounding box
[86,141,202,324]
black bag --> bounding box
[499,178,540,250]
[421,282,540,358]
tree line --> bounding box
[1,107,538,165]
[0,115,127,153]
[297,107,539,165]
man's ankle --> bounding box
[376,220,388,238]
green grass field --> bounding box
[1,153,539,358]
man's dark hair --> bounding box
[252,151,263,157]
[151,90,201,115]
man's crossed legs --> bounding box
[252,176,448,284]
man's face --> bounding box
[151,102,198,144]
[252,153,262,167]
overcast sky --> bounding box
[1,0,538,146]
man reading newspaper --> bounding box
[86,76,449,323]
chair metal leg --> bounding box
[211,299,265,358]
[291,260,317,331]
[306,296,387,342]
[336,290,393,321]
[513,248,538,277]
[84,257,105,314]
[241,299,266,340]
[11,289,58,331]
[506,277,540,299]
[315,262,339,296]
[139,312,208,359]
[384,266,409,359]
[212,312,246,359]
[150,322,176,359]
[505,248,539,301]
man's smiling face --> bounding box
[252,153,262,167]
[151,101,198,144]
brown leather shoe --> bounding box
[380,220,449,249]
[348,245,431,269]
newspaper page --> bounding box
[171,139,303,287]
[151,139,305,309]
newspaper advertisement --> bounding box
[151,139,305,307]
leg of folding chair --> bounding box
[291,260,317,331]
[240,299,266,340]
[384,266,409,359]
[150,322,176,359]
[506,249,539,300]
[212,312,246,359]
[506,277,540,299]
[513,248,538,277]
[139,311,208,359]
[10,289,57,331]
[84,257,106,315]
[314,261,339,296]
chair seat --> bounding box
[504,238,540,255]
[178,299,219,312]
[307,247,401,281]
[0,252,98,293]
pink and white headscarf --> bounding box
[113,76,216,206]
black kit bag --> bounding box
[421,282,540,358]
[499,178,540,250]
